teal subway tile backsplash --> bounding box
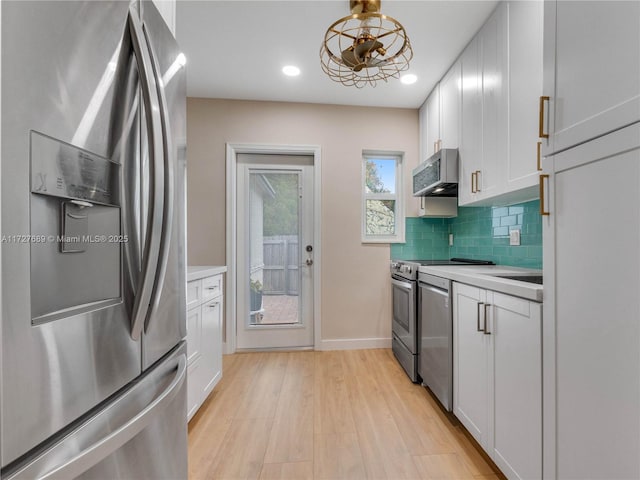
[390,217,450,260]
[391,200,542,269]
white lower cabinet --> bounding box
[453,282,542,479]
[200,298,223,398]
[453,284,489,445]
[186,271,224,421]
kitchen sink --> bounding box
[494,274,543,285]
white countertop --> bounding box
[187,265,227,282]
[418,265,543,302]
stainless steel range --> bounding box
[391,260,421,382]
[391,259,494,384]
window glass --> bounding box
[362,153,404,243]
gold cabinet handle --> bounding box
[537,141,542,171]
[539,96,550,139]
[437,139,442,151]
[540,174,550,216]
[471,172,476,193]
[434,141,438,154]
[475,170,481,192]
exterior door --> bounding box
[236,154,314,349]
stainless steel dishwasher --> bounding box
[418,272,453,411]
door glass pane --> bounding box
[249,171,300,325]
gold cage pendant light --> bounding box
[320,0,413,88]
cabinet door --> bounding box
[440,60,461,150]
[459,36,482,206]
[418,101,429,164]
[426,84,441,156]
[489,292,542,480]
[478,2,507,201]
[186,279,202,310]
[542,1,640,156]
[187,359,202,421]
[506,0,543,195]
[543,123,640,479]
[186,307,202,363]
[453,282,489,448]
[201,297,223,398]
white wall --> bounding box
[186,98,419,345]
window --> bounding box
[362,151,404,243]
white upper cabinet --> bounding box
[541,1,640,156]
[477,2,507,202]
[417,65,461,218]
[151,0,176,36]
[419,64,461,160]
[440,60,461,150]
[458,2,507,206]
[457,1,543,206]
[459,35,482,206]
[506,0,543,197]
[425,84,441,157]
[418,101,429,164]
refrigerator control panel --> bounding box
[30,131,119,206]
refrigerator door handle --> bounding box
[5,354,186,480]
[128,6,166,341]
[142,22,174,332]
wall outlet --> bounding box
[509,229,521,246]
[449,233,454,246]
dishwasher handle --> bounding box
[419,283,450,299]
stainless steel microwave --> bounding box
[412,148,459,196]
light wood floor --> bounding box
[188,349,504,480]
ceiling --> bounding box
[175,1,499,109]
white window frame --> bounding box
[361,150,405,243]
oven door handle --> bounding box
[392,277,415,291]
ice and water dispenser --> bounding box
[30,131,122,324]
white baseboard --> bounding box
[225,338,392,353]
[319,337,392,351]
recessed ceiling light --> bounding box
[401,74,417,85]
[282,65,301,77]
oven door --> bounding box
[391,276,417,353]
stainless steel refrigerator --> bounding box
[1,1,187,478]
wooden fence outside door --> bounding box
[263,235,299,295]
